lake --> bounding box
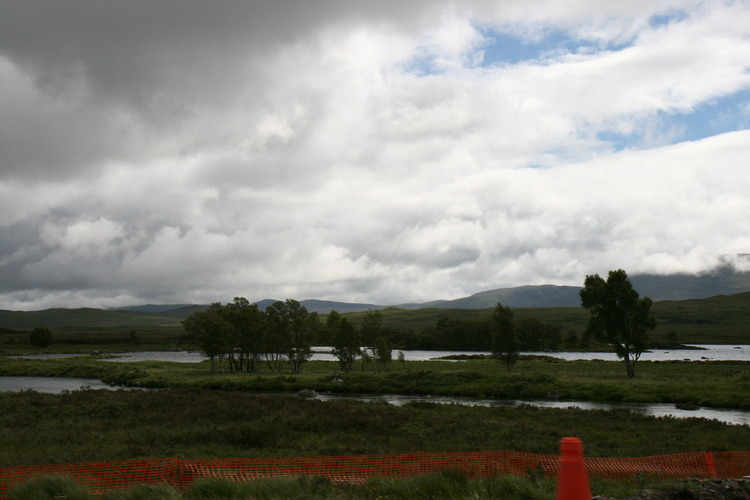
[15,344,744,363]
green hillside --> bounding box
[0,308,182,329]
[349,292,750,344]
[0,292,748,344]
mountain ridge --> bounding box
[1,268,748,326]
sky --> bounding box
[1,0,749,310]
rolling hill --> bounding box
[93,266,750,315]
[1,266,748,336]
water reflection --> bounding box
[0,376,117,393]
[14,344,744,363]
[0,376,746,426]
[308,392,750,426]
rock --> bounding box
[297,388,318,399]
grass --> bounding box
[1,291,749,346]
[0,388,748,469]
[2,293,748,499]
[6,467,750,500]
[1,354,748,409]
[1,473,560,500]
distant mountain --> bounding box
[630,266,750,301]
[0,307,181,329]
[396,285,583,309]
[2,267,748,330]
[253,299,385,314]
[110,304,198,313]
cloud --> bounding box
[0,0,749,310]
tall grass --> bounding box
[1,388,747,469]
[10,474,744,500]
[8,475,91,500]
[1,355,747,409]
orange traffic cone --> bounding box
[556,437,592,500]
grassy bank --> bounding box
[1,388,748,469]
[13,473,741,500]
[1,355,748,409]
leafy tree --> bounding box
[359,310,383,345]
[373,336,392,372]
[516,317,562,351]
[563,329,578,348]
[266,299,319,374]
[223,297,266,373]
[30,327,53,348]
[427,318,491,351]
[580,269,656,378]
[182,307,233,372]
[490,303,519,371]
[326,310,362,372]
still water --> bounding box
[0,375,747,426]
[0,376,116,393]
[0,345,750,425]
[310,393,750,426]
[3,345,747,426]
[56,344,748,363]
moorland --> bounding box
[0,292,748,499]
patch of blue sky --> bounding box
[401,27,618,76]
[677,90,750,140]
[477,27,631,68]
[478,6,691,69]
[597,89,750,150]
[648,9,689,29]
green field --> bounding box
[1,340,749,499]
[1,387,749,499]
[1,355,748,410]
[1,387,748,466]
[2,291,749,346]
[9,466,740,500]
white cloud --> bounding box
[0,1,749,309]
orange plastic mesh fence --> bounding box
[1,451,748,496]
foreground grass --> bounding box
[8,471,750,500]
[1,388,748,468]
[1,355,748,409]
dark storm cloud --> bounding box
[0,1,437,180]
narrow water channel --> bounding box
[0,376,747,426]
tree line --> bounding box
[184,269,655,378]
[491,269,656,377]
[181,298,573,374]
[182,297,394,374]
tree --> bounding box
[30,327,53,348]
[223,297,266,373]
[182,308,233,372]
[359,310,383,345]
[516,317,562,351]
[266,299,319,374]
[579,269,656,378]
[326,311,362,373]
[490,303,519,371]
[373,336,392,372]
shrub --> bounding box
[29,327,53,348]
[9,475,91,500]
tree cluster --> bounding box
[183,298,392,374]
[184,268,654,378]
